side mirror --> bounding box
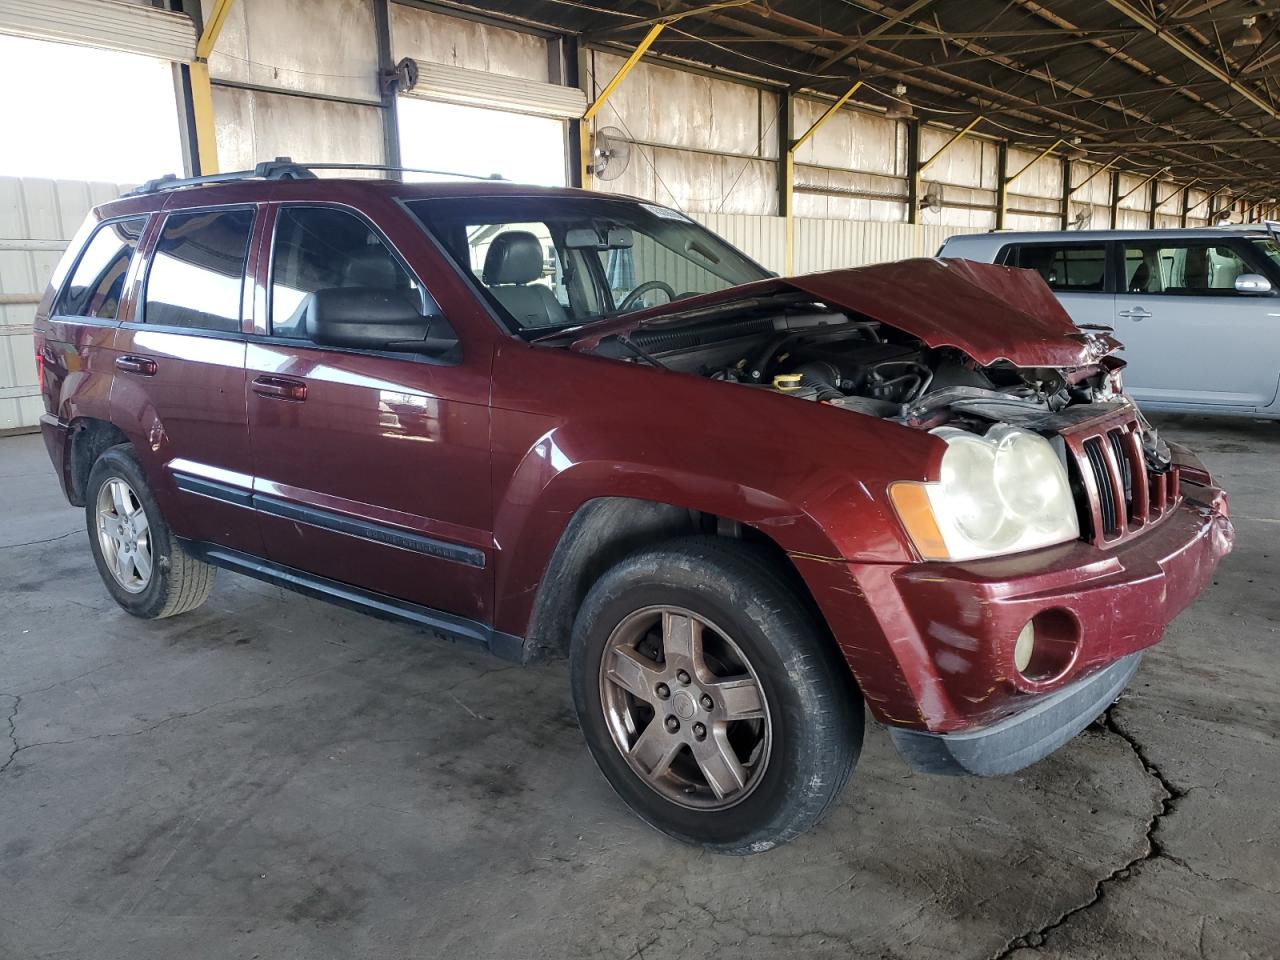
[1234,273,1273,294]
[305,287,458,355]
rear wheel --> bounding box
[85,446,215,619]
[570,537,863,854]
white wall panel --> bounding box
[0,177,126,432]
[392,5,548,82]
[206,0,380,103]
[212,85,383,172]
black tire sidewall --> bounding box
[85,446,176,619]
[571,541,862,853]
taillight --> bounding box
[36,350,44,392]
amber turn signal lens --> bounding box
[889,481,949,560]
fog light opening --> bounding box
[1015,609,1080,682]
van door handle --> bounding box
[1117,307,1152,321]
[115,355,157,376]
[252,375,307,402]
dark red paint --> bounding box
[33,179,1232,737]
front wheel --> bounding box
[570,537,863,854]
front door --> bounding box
[245,203,493,623]
[1114,238,1280,408]
[111,205,261,553]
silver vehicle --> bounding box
[938,227,1280,419]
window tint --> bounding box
[55,217,146,319]
[143,209,253,331]
[1006,244,1107,292]
[1122,242,1250,296]
[270,206,419,337]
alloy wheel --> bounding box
[598,605,772,810]
[95,477,153,594]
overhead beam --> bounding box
[800,0,936,80]
[1101,0,1280,124]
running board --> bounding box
[181,540,526,663]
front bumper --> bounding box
[794,466,1232,773]
[888,652,1141,775]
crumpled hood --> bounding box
[572,258,1117,368]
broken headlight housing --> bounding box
[890,425,1079,561]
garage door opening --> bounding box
[0,34,184,182]
[397,99,566,187]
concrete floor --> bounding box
[0,415,1276,960]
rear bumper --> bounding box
[39,413,74,503]
[888,652,1141,775]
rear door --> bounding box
[1000,240,1114,329]
[110,204,261,553]
[1114,238,1280,408]
[244,202,493,624]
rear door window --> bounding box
[269,206,421,338]
[1003,243,1108,292]
[1122,241,1253,296]
[54,217,146,319]
[142,208,255,332]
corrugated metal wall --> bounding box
[692,213,968,275]
[0,177,125,432]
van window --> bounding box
[1003,244,1108,292]
[54,217,146,319]
[1122,242,1251,296]
[269,206,420,338]
[143,209,254,332]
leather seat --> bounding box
[482,231,568,328]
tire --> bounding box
[570,536,863,854]
[85,444,215,619]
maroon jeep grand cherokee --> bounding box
[34,161,1232,854]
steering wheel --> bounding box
[618,280,677,312]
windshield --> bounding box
[405,196,770,336]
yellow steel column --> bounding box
[784,81,863,274]
[190,0,236,175]
[912,114,983,254]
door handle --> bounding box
[1117,307,1153,321]
[115,355,157,376]
[252,375,307,402]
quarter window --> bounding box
[143,209,254,332]
[55,217,146,319]
[1004,244,1108,292]
[269,206,419,338]
[1122,242,1252,296]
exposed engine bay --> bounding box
[591,295,1128,434]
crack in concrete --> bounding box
[0,695,19,777]
[0,665,343,776]
[988,705,1185,958]
[0,529,81,550]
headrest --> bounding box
[343,248,400,289]
[483,231,543,285]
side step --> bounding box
[181,540,526,662]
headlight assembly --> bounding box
[890,425,1080,561]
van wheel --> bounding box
[85,445,215,619]
[570,537,863,854]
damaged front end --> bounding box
[569,258,1234,772]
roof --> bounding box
[452,0,1280,199]
[943,227,1276,246]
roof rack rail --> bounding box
[125,158,318,196]
[125,158,506,196]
